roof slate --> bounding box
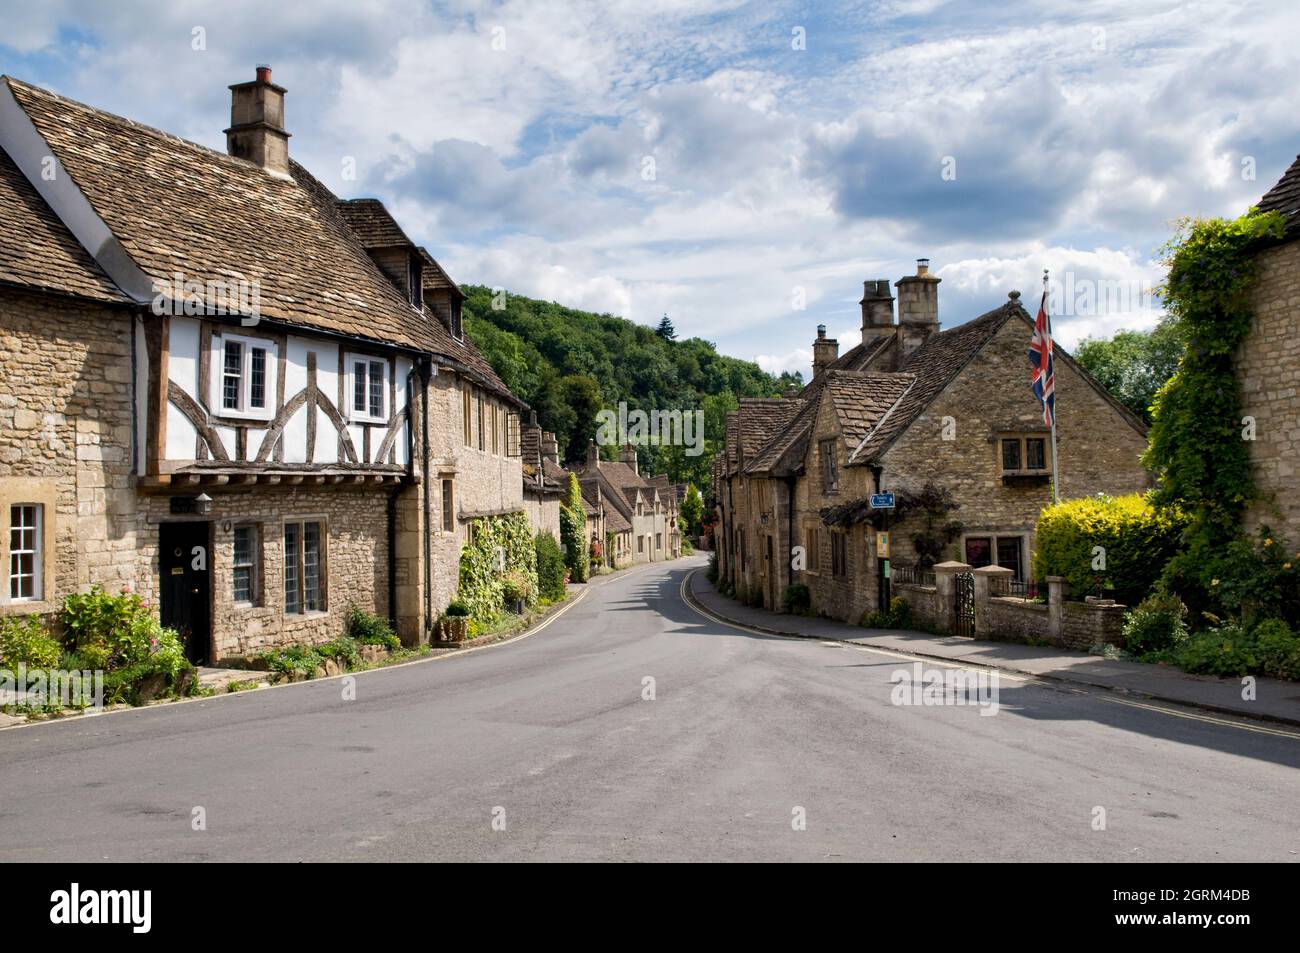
[1258,153,1300,235]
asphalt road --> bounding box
[2,555,1298,862]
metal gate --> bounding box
[954,570,975,637]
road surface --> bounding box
[2,556,1297,861]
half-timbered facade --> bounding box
[0,69,525,663]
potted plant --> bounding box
[501,570,533,614]
[439,600,471,642]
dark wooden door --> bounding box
[159,521,212,665]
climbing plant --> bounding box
[458,512,538,624]
[560,472,588,583]
[1141,210,1285,600]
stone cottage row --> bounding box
[0,68,680,665]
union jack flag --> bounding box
[1028,288,1055,427]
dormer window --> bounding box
[450,300,463,341]
[346,353,389,423]
[409,254,423,309]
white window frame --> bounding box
[346,353,390,424]
[210,332,277,422]
[8,503,43,603]
[232,524,259,606]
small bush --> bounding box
[444,599,471,618]
[706,551,719,585]
[1123,591,1189,656]
[1034,494,1188,606]
[863,597,913,630]
[260,644,324,681]
[315,637,361,669]
[0,615,62,669]
[1255,619,1300,680]
[345,604,400,650]
[535,532,567,601]
[782,583,811,613]
[1170,625,1259,678]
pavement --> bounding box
[1,555,1297,862]
[688,571,1300,728]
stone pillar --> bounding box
[932,561,970,634]
[971,565,1014,639]
[1046,575,1065,644]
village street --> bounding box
[1,556,1296,863]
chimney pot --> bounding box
[256,64,273,84]
[916,258,930,276]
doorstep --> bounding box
[197,667,271,693]
[688,571,1300,729]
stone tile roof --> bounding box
[1258,153,1300,235]
[419,247,464,296]
[724,412,739,476]
[823,371,915,447]
[3,77,448,354]
[0,147,129,304]
[335,198,414,248]
[737,299,1026,476]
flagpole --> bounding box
[1045,268,1060,505]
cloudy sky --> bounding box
[3,0,1297,378]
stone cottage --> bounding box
[571,443,678,564]
[716,261,1151,622]
[1241,156,1300,546]
[0,68,526,662]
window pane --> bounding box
[353,361,368,414]
[284,522,300,614]
[223,341,242,410]
[965,537,992,568]
[233,526,254,602]
[249,348,266,409]
[9,505,39,600]
[1026,438,1047,470]
[303,522,321,612]
[369,361,384,418]
[1001,438,1021,471]
[442,479,454,532]
[996,537,1023,580]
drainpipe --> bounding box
[420,357,434,642]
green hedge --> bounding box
[1033,494,1188,606]
[535,531,567,601]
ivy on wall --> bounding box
[560,473,588,583]
[458,512,538,623]
[1143,208,1285,554]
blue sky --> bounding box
[3,0,1297,379]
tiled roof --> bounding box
[823,371,915,447]
[2,76,444,353]
[335,198,413,248]
[419,247,464,297]
[0,147,129,304]
[724,412,739,476]
[744,390,820,476]
[1258,153,1300,235]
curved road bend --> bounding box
[1,555,1297,862]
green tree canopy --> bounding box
[1074,319,1183,423]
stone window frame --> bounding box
[283,516,328,616]
[995,431,1052,477]
[439,475,456,535]
[0,480,58,616]
[830,530,848,578]
[802,524,822,575]
[343,351,390,425]
[960,532,1028,581]
[209,330,278,423]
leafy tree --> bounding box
[1074,319,1183,423]
[680,483,704,536]
[460,285,791,483]
[656,313,676,340]
[534,531,567,601]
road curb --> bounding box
[682,570,1300,733]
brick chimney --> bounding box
[860,278,895,346]
[812,324,839,379]
[894,258,940,361]
[619,442,638,475]
[225,65,291,179]
[540,431,559,466]
[586,439,601,471]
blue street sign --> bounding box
[870,493,895,509]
